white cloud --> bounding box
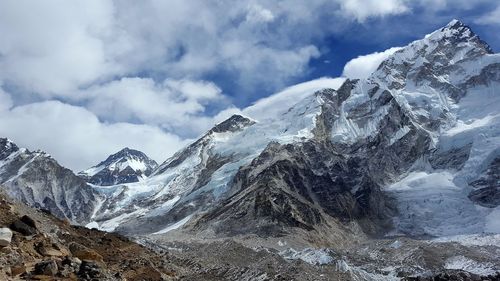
[0,87,13,111]
[0,99,187,171]
[0,0,331,100]
[243,77,346,120]
[475,6,500,25]
[77,77,229,136]
[339,0,410,22]
[342,47,403,79]
[0,0,117,96]
[246,4,275,23]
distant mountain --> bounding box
[0,138,100,224]
[78,148,158,186]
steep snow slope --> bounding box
[370,20,500,236]
[78,147,158,186]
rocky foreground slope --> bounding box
[2,189,499,280]
[0,189,186,280]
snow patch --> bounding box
[279,248,334,265]
[432,233,500,247]
[389,126,410,145]
[445,256,497,275]
[152,215,193,235]
[385,171,492,236]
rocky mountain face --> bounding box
[0,138,100,225]
[87,20,500,240]
[78,147,158,186]
[1,20,500,280]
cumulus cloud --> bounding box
[339,0,409,22]
[0,87,13,111]
[77,77,228,136]
[475,5,500,25]
[0,0,117,96]
[0,0,436,102]
[0,0,498,171]
[342,47,403,79]
[0,99,188,171]
[246,4,275,23]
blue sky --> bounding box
[0,0,499,170]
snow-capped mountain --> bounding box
[0,138,101,224]
[78,147,158,186]
[85,19,500,238]
[1,20,499,242]
[1,19,499,279]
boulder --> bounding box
[10,220,37,236]
[78,260,103,279]
[35,241,69,257]
[20,215,37,229]
[59,256,81,278]
[0,227,12,247]
[33,260,58,276]
[68,242,103,262]
[10,264,26,276]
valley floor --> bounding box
[144,228,500,281]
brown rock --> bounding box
[62,219,71,226]
[125,266,163,281]
[78,260,104,279]
[31,275,57,280]
[35,241,66,257]
[10,264,26,276]
[68,242,103,262]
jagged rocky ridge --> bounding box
[78,147,158,186]
[0,138,100,224]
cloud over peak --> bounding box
[342,47,403,79]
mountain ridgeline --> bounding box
[0,21,500,236]
[1,19,499,243]
[1,19,500,279]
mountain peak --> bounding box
[372,19,493,90]
[210,114,256,134]
[445,19,463,29]
[0,138,20,161]
[431,19,493,53]
[78,147,158,186]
